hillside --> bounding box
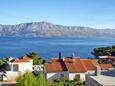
[0,21,115,38]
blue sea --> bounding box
[0,37,115,60]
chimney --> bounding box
[62,58,65,61]
[73,59,75,63]
[95,66,101,76]
[59,52,62,59]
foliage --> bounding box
[91,45,115,58]
[27,51,46,65]
[97,59,102,64]
[0,60,4,66]
[16,72,85,86]
[2,56,10,61]
[16,72,51,86]
[0,59,6,72]
[51,76,84,86]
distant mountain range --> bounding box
[0,21,115,38]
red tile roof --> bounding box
[100,64,113,70]
[91,59,99,66]
[44,60,67,73]
[65,58,87,73]
[63,57,76,63]
[81,59,96,71]
[44,57,97,73]
[12,56,32,63]
[51,58,59,62]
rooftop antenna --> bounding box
[72,52,75,57]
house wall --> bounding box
[86,70,95,76]
[87,70,95,74]
[18,62,32,72]
[11,60,33,73]
[5,71,19,82]
[46,71,68,80]
[69,73,85,81]
[44,70,95,81]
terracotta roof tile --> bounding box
[65,58,87,73]
[81,59,96,71]
[91,59,99,66]
[19,56,32,60]
[51,58,59,62]
[100,64,113,70]
[44,59,67,73]
[44,57,97,73]
[12,56,32,63]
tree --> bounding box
[91,46,115,58]
[16,72,51,86]
[0,60,4,66]
[0,60,5,71]
[2,56,10,61]
[26,51,45,65]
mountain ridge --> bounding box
[0,21,115,38]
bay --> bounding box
[0,37,115,60]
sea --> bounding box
[0,37,115,60]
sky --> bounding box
[0,0,115,28]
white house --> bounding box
[44,58,68,80]
[2,56,33,82]
[64,58,97,81]
[9,56,33,73]
[44,57,98,81]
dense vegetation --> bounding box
[16,72,84,86]
[91,45,115,58]
[16,72,51,86]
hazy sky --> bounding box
[0,0,115,28]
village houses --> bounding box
[0,54,114,86]
[44,57,113,81]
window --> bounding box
[74,74,80,81]
[13,64,18,71]
[60,74,64,77]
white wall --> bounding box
[5,71,19,82]
[18,62,32,72]
[45,71,87,81]
[87,70,95,74]
[11,60,33,73]
[69,73,85,81]
[46,71,68,80]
